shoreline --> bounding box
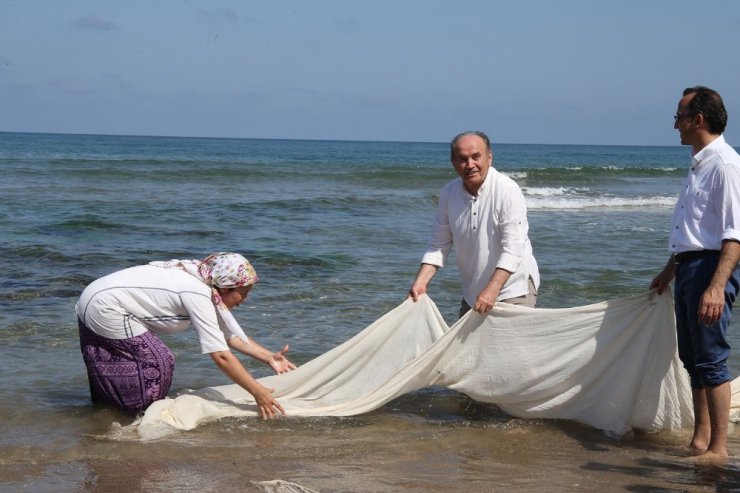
[3,394,740,492]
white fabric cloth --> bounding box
[133,291,705,440]
[669,135,740,253]
[421,169,540,305]
[75,265,249,353]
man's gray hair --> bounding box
[450,131,492,159]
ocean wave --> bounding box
[504,171,527,180]
[522,186,576,197]
[511,165,685,179]
[526,194,676,211]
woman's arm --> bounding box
[209,350,286,419]
[227,336,296,374]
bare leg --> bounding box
[690,388,710,453]
[699,381,731,461]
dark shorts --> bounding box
[674,251,739,388]
[78,319,175,414]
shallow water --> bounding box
[4,395,740,492]
[2,132,740,491]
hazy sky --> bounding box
[2,1,740,145]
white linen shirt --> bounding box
[669,135,740,254]
[75,265,250,354]
[421,168,540,306]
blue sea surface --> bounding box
[2,132,739,491]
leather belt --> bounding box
[674,250,718,264]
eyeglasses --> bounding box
[674,112,696,123]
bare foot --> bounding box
[686,443,707,456]
[670,440,707,457]
[695,450,728,465]
[689,438,708,452]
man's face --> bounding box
[675,93,697,146]
[451,135,492,194]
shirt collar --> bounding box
[692,134,725,167]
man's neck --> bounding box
[693,132,721,155]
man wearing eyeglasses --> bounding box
[651,86,740,462]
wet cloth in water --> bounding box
[133,291,698,439]
[79,320,175,414]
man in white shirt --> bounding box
[409,131,540,317]
[651,86,740,461]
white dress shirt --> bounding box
[422,168,540,306]
[669,135,740,254]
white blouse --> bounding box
[75,265,249,353]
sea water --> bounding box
[1,132,739,491]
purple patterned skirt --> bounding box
[78,319,175,414]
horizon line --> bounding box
[0,129,686,149]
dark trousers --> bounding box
[674,252,739,388]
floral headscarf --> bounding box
[150,252,258,343]
[197,252,259,305]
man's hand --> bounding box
[698,286,725,325]
[650,257,676,295]
[474,288,497,313]
[408,264,438,302]
[474,268,510,312]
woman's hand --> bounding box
[209,350,287,419]
[268,344,297,374]
[227,337,298,373]
[253,384,286,419]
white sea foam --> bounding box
[504,171,527,180]
[523,186,676,210]
[526,194,676,210]
[523,186,573,197]
[254,480,320,493]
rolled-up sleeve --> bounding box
[719,162,740,243]
[421,190,452,268]
[496,183,529,273]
